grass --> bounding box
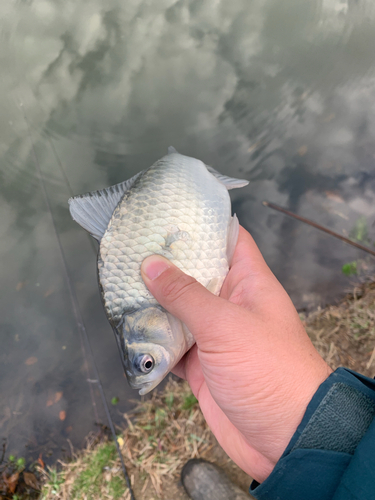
[40,441,127,500]
[43,468,64,496]
[39,280,375,499]
[349,216,370,244]
[304,280,375,377]
[342,261,358,276]
[71,442,124,499]
[40,379,248,499]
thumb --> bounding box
[140,255,241,347]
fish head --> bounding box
[120,306,188,395]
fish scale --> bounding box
[98,155,230,324]
[69,148,248,394]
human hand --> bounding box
[140,226,332,483]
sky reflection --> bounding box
[1,0,375,461]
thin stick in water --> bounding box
[262,201,375,258]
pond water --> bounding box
[1,0,375,463]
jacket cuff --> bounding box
[250,368,375,500]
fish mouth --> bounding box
[127,376,163,396]
[138,383,156,396]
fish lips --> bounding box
[127,376,162,396]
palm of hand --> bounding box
[172,227,330,482]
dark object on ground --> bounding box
[181,459,251,500]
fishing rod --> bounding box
[21,104,136,500]
[263,201,375,258]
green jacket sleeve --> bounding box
[250,368,375,500]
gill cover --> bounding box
[121,307,191,395]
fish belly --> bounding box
[98,155,231,324]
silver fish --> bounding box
[69,147,248,394]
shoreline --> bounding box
[2,280,374,499]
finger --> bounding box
[140,255,242,348]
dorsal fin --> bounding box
[206,165,249,190]
[68,171,143,241]
[168,146,178,155]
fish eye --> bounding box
[136,354,154,373]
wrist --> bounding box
[250,368,375,497]
[264,361,333,477]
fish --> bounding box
[69,147,248,394]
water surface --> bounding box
[1,0,375,462]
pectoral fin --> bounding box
[206,276,225,296]
[227,214,239,266]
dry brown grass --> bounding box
[40,379,250,500]
[305,281,375,378]
[40,281,375,499]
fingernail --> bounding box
[142,255,171,280]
